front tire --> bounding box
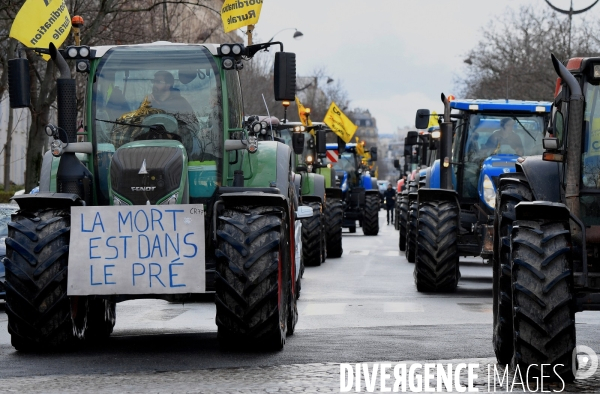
[493,174,532,364]
[301,202,324,266]
[215,205,290,350]
[414,200,459,292]
[5,208,74,351]
[511,219,575,382]
[399,193,408,252]
[362,194,379,235]
[405,199,418,263]
[325,197,343,258]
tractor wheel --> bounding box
[493,174,532,365]
[325,198,343,258]
[394,202,400,230]
[399,194,409,252]
[287,277,298,336]
[511,219,575,382]
[405,200,418,263]
[414,200,460,292]
[4,208,75,351]
[362,194,380,235]
[215,205,290,350]
[301,202,324,266]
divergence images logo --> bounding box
[573,345,598,380]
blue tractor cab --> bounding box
[325,142,380,235]
[409,98,551,292]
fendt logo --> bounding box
[131,187,156,192]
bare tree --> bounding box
[457,6,600,101]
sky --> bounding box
[252,0,600,134]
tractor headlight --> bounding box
[306,155,313,164]
[220,44,231,55]
[483,175,496,208]
[160,193,178,205]
[113,195,129,206]
[67,47,78,58]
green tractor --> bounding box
[6,38,308,350]
[267,119,344,264]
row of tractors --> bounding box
[393,53,600,381]
[4,18,381,352]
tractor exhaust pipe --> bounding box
[551,53,583,220]
[49,43,77,143]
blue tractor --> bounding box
[326,143,380,235]
[410,98,551,292]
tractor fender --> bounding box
[301,173,325,202]
[326,187,343,200]
[12,192,84,211]
[428,160,441,189]
[241,141,292,198]
[517,155,561,202]
[514,201,570,222]
[418,188,460,207]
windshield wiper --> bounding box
[510,115,536,141]
[96,119,168,133]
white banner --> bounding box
[68,205,206,295]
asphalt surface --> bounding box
[0,210,599,392]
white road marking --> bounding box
[383,302,425,313]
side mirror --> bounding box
[316,129,327,156]
[370,147,378,162]
[337,136,346,152]
[292,133,305,155]
[274,52,296,101]
[415,109,430,130]
[8,58,30,108]
[543,138,559,150]
[296,205,313,219]
[393,159,400,169]
[406,131,419,146]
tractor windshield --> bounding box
[333,152,356,173]
[92,45,223,163]
[582,81,600,189]
[458,113,545,199]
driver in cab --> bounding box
[149,71,194,115]
[484,118,524,156]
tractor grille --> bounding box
[110,146,184,205]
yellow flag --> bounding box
[295,96,312,126]
[428,111,439,129]
[324,102,357,143]
[9,0,71,61]
[221,0,263,33]
[355,137,365,156]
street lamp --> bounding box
[267,28,304,43]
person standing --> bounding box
[383,183,396,225]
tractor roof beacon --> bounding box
[410,97,551,291]
[492,55,600,382]
[6,33,305,351]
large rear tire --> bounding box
[362,194,379,235]
[325,197,343,258]
[399,193,408,252]
[405,199,418,263]
[511,219,575,382]
[215,205,290,350]
[493,174,532,364]
[414,200,459,292]
[5,208,74,351]
[301,202,324,266]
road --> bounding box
[0,210,599,393]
